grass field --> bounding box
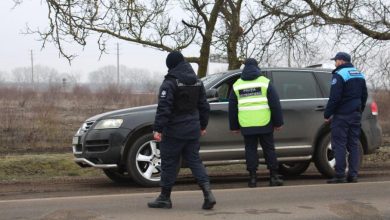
[1,144,389,182]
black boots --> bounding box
[248,171,257,188]
[269,172,283,187]
[327,176,347,184]
[149,184,216,210]
[147,187,172,209]
[200,182,216,210]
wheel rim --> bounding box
[326,143,336,168]
[326,141,350,171]
[281,163,298,169]
[135,140,161,182]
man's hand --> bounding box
[231,130,240,134]
[201,129,207,136]
[274,126,283,132]
[153,131,162,142]
[324,118,331,123]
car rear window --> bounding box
[271,71,322,99]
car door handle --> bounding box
[315,106,325,111]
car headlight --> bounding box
[94,119,123,130]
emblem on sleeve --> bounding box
[331,78,337,85]
[160,90,167,98]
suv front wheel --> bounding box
[103,169,132,183]
[314,133,364,178]
[127,133,162,187]
[278,161,311,176]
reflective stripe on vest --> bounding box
[233,76,271,127]
[238,97,268,104]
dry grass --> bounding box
[0,85,156,155]
[0,86,389,155]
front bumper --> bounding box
[74,158,118,168]
[72,127,131,168]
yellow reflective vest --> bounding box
[233,76,271,127]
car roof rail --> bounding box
[305,64,323,68]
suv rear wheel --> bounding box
[314,133,363,177]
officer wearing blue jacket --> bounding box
[148,51,216,209]
[325,52,368,184]
[229,58,284,187]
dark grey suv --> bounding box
[72,67,382,186]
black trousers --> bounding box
[160,136,209,188]
[243,132,279,172]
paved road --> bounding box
[1,181,389,220]
[2,164,390,201]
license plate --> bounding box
[72,136,80,145]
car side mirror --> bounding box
[206,89,219,102]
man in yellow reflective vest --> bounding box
[229,58,284,187]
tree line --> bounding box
[0,65,163,93]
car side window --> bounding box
[271,71,322,99]
[314,72,332,97]
[214,74,241,102]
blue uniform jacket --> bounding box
[229,64,284,135]
[153,61,210,139]
[324,63,368,119]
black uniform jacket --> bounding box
[229,65,284,135]
[153,61,210,139]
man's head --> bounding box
[166,51,185,70]
[330,52,351,67]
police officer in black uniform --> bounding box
[325,52,368,184]
[148,51,216,210]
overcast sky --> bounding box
[0,1,229,82]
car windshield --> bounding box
[201,72,224,88]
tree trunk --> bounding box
[225,0,243,70]
[195,0,224,78]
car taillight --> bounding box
[371,101,378,115]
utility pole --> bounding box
[117,43,120,86]
[287,40,291,68]
[30,50,34,84]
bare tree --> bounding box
[88,65,163,92]
[181,0,224,77]
[14,0,226,78]
[12,67,31,85]
[0,71,8,83]
[258,0,390,77]
[212,1,321,68]
[260,0,390,40]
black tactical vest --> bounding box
[173,79,202,114]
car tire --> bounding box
[278,161,311,177]
[314,133,364,178]
[127,133,162,187]
[103,169,132,183]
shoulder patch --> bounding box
[160,90,167,99]
[348,70,360,76]
[331,78,337,85]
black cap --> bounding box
[244,58,261,70]
[330,52,351,62]
[244,58,258,66]
[166,51,185,70]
